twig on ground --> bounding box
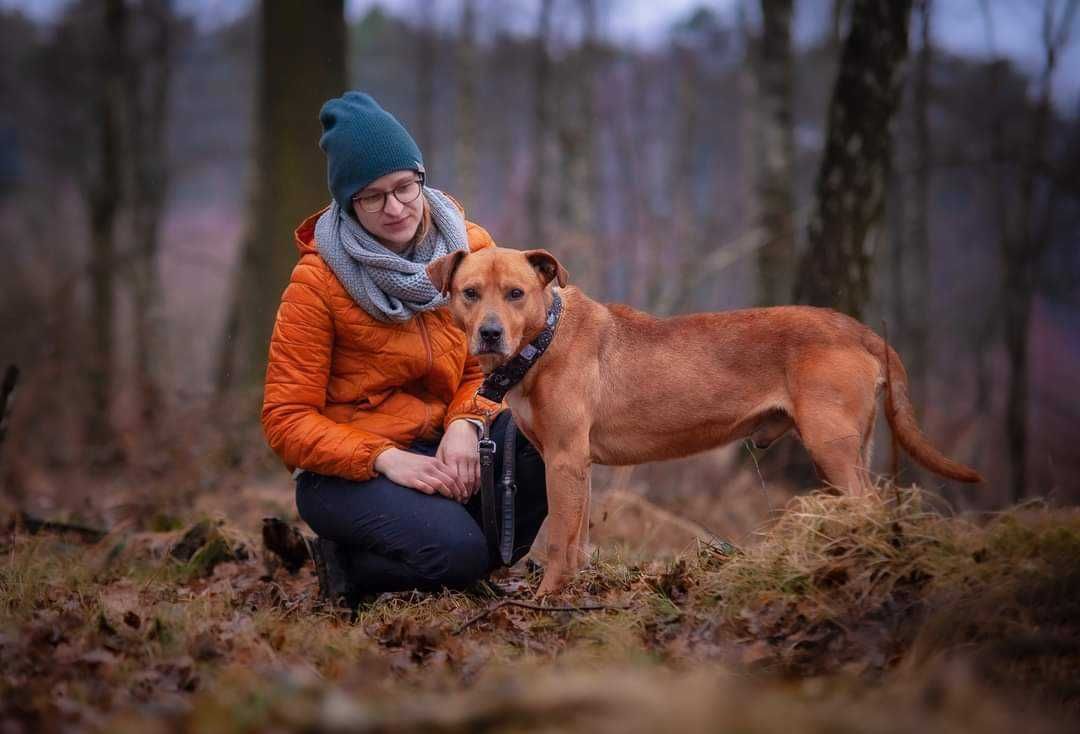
[454,598,626,635]
[17,512,108,543]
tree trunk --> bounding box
[794,0,913,319]
[216,0,346,399]
[526,0,554,248]
[999,0,1076,502]
[414,0,437,171]
[906,0,932,413]
[556,0,597,233]
[1002,257,1034,504]
[755,0,796,305]
[456,0,476,208]
[653,45,699,315]
[127,0,175,431]
[85,0,128,466]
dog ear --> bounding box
[426,250,468,295]
[523,249,569,288]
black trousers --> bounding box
[295,411,547,594]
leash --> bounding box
[498,413,518,565]
[477,416,500,561]
[476,410,520,567]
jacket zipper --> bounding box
[416,313,434,436]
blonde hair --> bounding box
[410,193,433,247]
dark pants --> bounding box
[295,411,547,594]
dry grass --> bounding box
[2,484,1079,732]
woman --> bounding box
[262,92,548,606]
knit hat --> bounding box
[318,92,425,212]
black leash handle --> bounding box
[478,418,499,559]
[498,414,518,566]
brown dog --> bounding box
[427,248,981,595]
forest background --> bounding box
[1,0,1079,538]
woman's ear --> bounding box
[522,249,569,288]
[426,250,468,295]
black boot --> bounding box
[307,536,358,609]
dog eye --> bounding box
[463,288,479,301]
[507,288,524,301]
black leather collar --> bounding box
[477,291,563,403]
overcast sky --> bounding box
[4,0,1079,107]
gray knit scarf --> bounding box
[314,186,469,323]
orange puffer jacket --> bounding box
[262,205,495,481]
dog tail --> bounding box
[867,333,983,483]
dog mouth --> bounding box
[473,343,509,357]
[471,338,515,367]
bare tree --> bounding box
[754,0,796,305]
[84,0,129,465]
[526,0,554,248]
[414,0,438,171]
[795,0,913,318]
[555,0,599,233]
[125,0,177,432]
[456,0,477,207]
[998,0,1078,501]
[905,0,932,413]
[216,0,346,400]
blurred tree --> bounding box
[885,0,932,485]
[905,0,932,414]
[414,0,437,171]
[654,13,704,314]
[829,0,851,48]
[526,0,554,247]
[84,0,129,466]
[795,0,913,319]
[754,0,795,305]
[216,0,346,404]
[552,0,601,289]
[126,0,179,433]
[555,0,599,234]
[997,0,1078,501]
[456,0,477,208]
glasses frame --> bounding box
[351,174,426,213]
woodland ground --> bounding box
[2,479,1079,733]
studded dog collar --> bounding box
[477,291,563,403]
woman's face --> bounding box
[351,169,424,251]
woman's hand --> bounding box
[374,448,468,501]
[437,419,481,499]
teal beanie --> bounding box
[318,92,425,212]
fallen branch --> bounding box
[0,364,18,457]
[17,512,108,543]
[454,598,626,635]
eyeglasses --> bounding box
[351,176,424,213]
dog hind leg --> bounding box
[797,410,870,495]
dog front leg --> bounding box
[536,453,590,597]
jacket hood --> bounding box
[294,205,330,256]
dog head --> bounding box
[427,247,568,373]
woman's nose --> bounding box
[383,194,405,216]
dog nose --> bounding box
[479,324,502,343]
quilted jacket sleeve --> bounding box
[444,220,500,428]
[262,257,396,481]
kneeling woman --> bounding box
[262,92,547,604]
